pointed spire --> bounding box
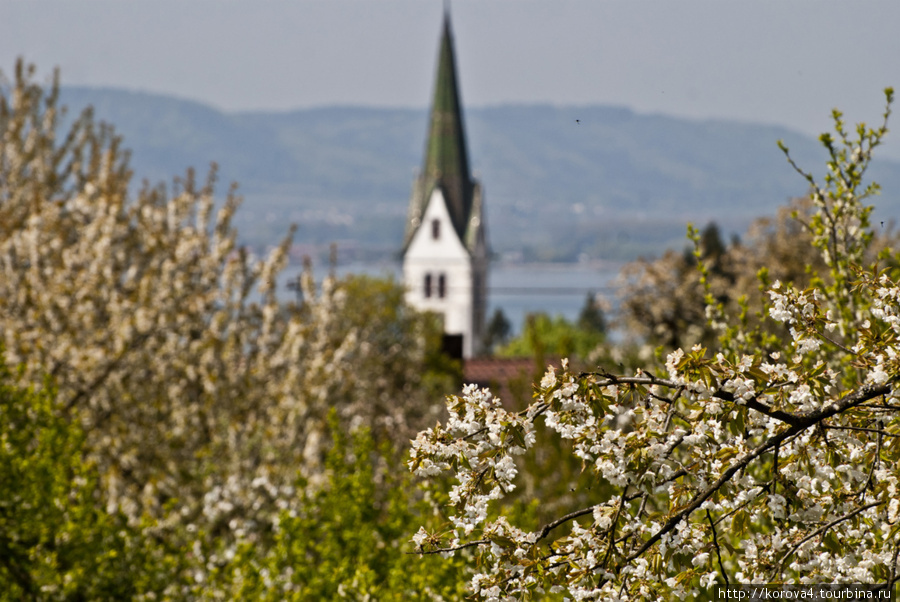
[410,12,473,244]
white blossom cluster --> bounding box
[410,384,535,542]
[411,269,900,599]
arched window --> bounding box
[424,273,433,298]
[431,218,440,240]
[438,273,447,299]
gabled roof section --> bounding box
[405,14,479,252]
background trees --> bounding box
[410,90,900,599]
[617,209,822,351]
[496,294,607,364]
[618,196,900,355]
[0,60,470,597]
[483,308,513,354]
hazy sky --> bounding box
[3,1,899,157]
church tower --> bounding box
[403,13,487,359]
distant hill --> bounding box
[59,87,900,262]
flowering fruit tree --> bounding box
[410,90,900,600]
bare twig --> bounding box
[813,327,855,355]
[601,489,628,570]
[773,442,780,496]
[413,538,488,555]
[707,509,729,586]
[853,420,883,497]
[856,403,900,412]
[886,538,900,595]
[823,424,900,438]
[536,505,596,542]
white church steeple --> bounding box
[403,13,487,359]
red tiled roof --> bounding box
[463,357,561,409]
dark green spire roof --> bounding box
[405,14,480,250]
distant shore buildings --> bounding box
[402,14,487,359]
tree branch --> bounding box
[823,424,900,438]
[853,420,883,497]
[585,372,807,427]
[619,383,890,568]
[536,505,597,542]
[413,538,488,555]
[601,489,628,570]
[773,500,883,578]
[707,509,729,586]
[416,505,599,557]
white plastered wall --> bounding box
[403,188,475,357]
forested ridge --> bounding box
[60,86,900,263]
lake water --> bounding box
[276,260,624,333]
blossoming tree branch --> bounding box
[410,88,900,600]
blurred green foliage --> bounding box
[498,307,605,362]
[0,363,174,600]
[200,412,472,600]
